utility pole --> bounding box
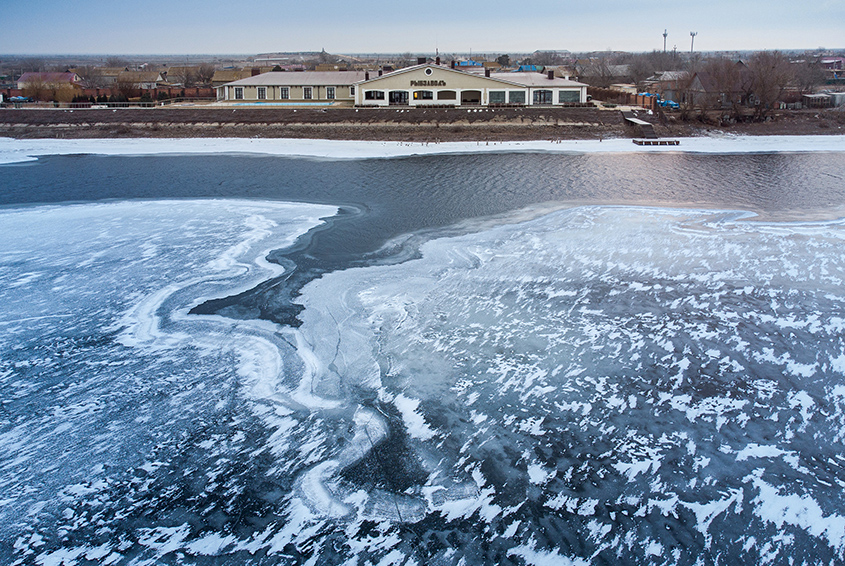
[663,29,668,53]
[690,31,698,54]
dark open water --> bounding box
[3,152,845,324]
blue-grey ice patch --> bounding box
[0,200,340,562]
[292,205,845,564]
[5,201,845,565]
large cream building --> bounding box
[216,63,588,107]
[356,63,588,106]
[216,71,367,104]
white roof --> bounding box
[357,63,523,87]
[355,63,587,89]
[221,71,367,87]
[490,72,586,88]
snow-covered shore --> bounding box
[1,134,845,165]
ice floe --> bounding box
[1,134,845,165]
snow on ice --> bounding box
[3,195,845,564]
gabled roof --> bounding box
[356,64,527,88]
[212,69,252,83]
[490,72,587,88]
[117,71,165,83]
[691,63,752,94]
[18,72,79,84]
[221,71,367,87]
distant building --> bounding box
[216,71,367,104]
[355,63,587,107]
[215,64,588,107]
[116,71,166,90]
[17,72,81,90]
[211,69,253,88]
[17,72,82,101]
[688,62,753,108]
[642,71,690,103]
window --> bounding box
[413,90,434,100]
[559,90,580,103]
[280,87,289,99]
[234,87,243,100]
[533,90,553,105]
[508,91,525,104]
[437,90,456,100]
[364,90,385,100]
[257,87,266,100]
[326,86,335,99]
[350,86,355,95]
[489,91,506,104]
[304,87,312,100]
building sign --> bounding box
[410,80,446,87]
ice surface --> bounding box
[290,205,845,564]
[1,134,845,164]
[5,191,845,564]
[0,199,337,562]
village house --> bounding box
[17,72,83,101]
[687,61,754,109]
[116,70,167,90]
[17,72,81,90]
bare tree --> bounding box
[698,57,746,121]
[114,77,137,99]
[76,65,105,89]
[21,58,46,72]
[793,58,826,93]
[748,51,793,119]
[578,54,614,87]
[22,75,49,101]
[533,51,564,66]
[627,54,656,89]
[105,57,129,68]
[195,63,215,86]
[170,67,197,87]
[397,52,415,68]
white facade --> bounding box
[354,64,588,107]
[216,71,366,103]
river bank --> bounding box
[1,106,844,141]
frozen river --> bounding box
[2,138,845,565]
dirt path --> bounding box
[1,106,843,141]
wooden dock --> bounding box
[621,111,658,139]
[633,139,680,146]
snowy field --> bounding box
[1,134,845,164]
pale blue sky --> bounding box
[1,0,842,54]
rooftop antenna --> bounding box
[663,29,668,53]
[690,31,698,53]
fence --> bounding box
[1,86,215,103]
[587,87,658,110]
